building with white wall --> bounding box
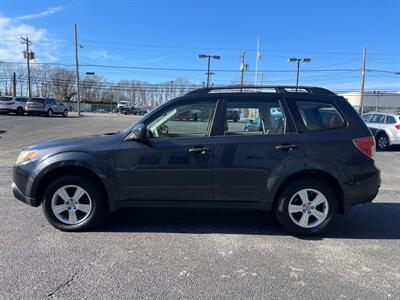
[339,92,400,112]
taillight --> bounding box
[353,137,375,159]
[395,124,400,130]
[7,102,15,105]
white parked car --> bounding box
[0,96,27,115]
[362,112,400,150]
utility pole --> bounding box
[20,36,33,99]
[254,37,261,85]
[359,47,367,115]
[74,23,81,116]
[12,72,16,96]
[240,50,248,89]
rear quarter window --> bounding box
[296,101,345,131]
[386,116,396,124]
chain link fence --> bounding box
[67,102,116,113]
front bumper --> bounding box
[12,163,40,207]
[12,182,37,206]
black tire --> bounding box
[42,175,105,231]
[376,133,390,151]
[62,109,68,118]
[275,178,338,236]
[16,107,24,116]
[47,109,53,117]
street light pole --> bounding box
[288,58,311,88]
[74,24,81,116]
[296,60,300,87]
[198,54,220,87]
[206,56,211,88]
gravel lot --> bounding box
[1,113,400,299]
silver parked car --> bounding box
[362,112,400,150]
[0,96,27,115]
[26,98,68,117]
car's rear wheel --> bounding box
[16,107,24,116]
[62,109,68,118]
[376,133,390,151]
[47,109,53,117]
[275,178,338,236]
[42,175,105,231]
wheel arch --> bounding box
[35,165,110,209]
[272,169,345,214]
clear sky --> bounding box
[1,0,399,91]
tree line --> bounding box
[0,63,200,107]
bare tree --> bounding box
[81,74,104,103]
[48,68,76,100]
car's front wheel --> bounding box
[275,178,337,236]
[62,109,68,118]
[42,175,105,231]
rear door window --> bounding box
[223,100,287,136]
[370,114,385,123]
[296,101,345,130]
[361,114,373,123]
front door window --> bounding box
[147,101,216,138]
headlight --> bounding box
[16,150,39,164]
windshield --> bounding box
[0,96,12,101]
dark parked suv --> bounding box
[12,86,380,235]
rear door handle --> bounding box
[189,146,210,154]
[275,144,297,151]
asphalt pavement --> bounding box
[1,113,399,299]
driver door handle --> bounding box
[189,146,210,154]
[275,144,297,151]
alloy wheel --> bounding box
[378,135,388,150]
[288,188,329,229]
[51,185,92,225]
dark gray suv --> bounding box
[12,86,380,235]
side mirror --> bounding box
[126,123,148,143]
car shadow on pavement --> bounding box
[97,202,400,240]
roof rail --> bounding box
[185,85,336,96]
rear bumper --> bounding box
[389,136,400,145]
[0,108,12,113]
[344,167,381,211]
